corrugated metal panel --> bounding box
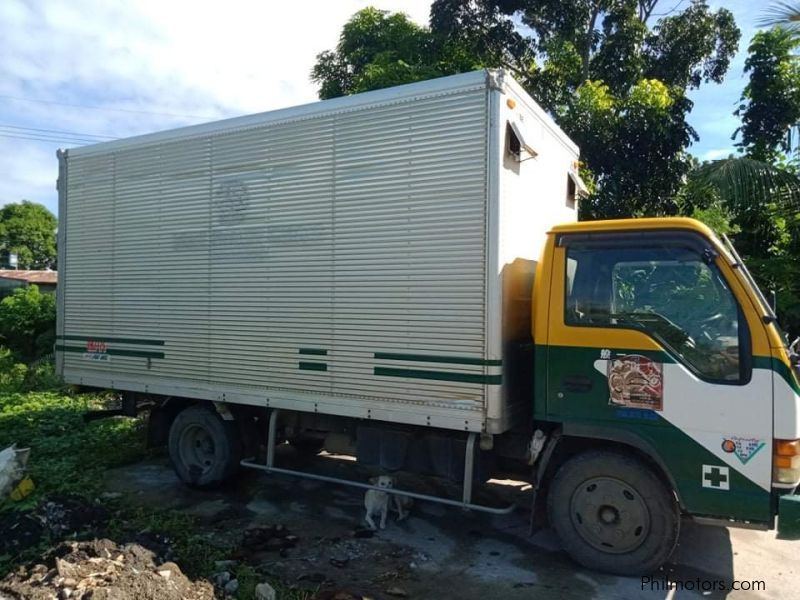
[61,83,490,422]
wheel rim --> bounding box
[178,424,217,476]
[569,476,650,554]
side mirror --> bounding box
[769,289,778,313]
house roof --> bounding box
[0,270,58,285]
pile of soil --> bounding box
[0,538,213,600]
[0,496,109,558]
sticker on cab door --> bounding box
[722,437,766,464]
[607,354,663,411]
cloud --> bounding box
[0,0,433,214]
[699,148,735,162]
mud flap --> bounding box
[777,492,800,538]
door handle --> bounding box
[561,375,593,393]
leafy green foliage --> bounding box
[689,204,741,237]
[311,8,479,99]
[314,3,740,219]
[0,285,56,362]
[0,391,147,507]
[686,157,800,335]
[0,201,57,269]
[735,27,800,162]
[0,348,27,393]
[430,0,739,218]
[568,77,696,219]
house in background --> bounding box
[0,270,58,298]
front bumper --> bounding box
[777,490,800,538]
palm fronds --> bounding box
[691,157,800,218]
[759,2,800,29]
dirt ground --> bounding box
[78,447,797,600]
[0,447,800,600]
[1,538,214,600]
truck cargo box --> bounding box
[56,69,579,434]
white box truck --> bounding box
[56,70,800,574]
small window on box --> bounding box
[506,120,537,161]
[507,123,521,156]
[567,170,588,209]
[567,176,576,209]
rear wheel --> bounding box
[547,450,679,575]
[168,405,242,488]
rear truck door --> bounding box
[542,227,774,524]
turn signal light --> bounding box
[776,439,800,456]
[774,455,800,469]
[773,439,800,485]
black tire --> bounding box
[168,404,242,488]
[547,450,679,575]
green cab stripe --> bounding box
[546,344,675,363]
[56,334,165,346]
[55,344,164,359]
[299,348,327,356]
[374,352,502,367]
[374,366,502,385]
[299,361,327,371]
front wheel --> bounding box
[168,405,242,488]
[547,450,679,575]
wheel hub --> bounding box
[569,477,650,554]
[178,424,217,475]
[599,506,619,524]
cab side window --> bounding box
[564,239,748,384]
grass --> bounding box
[0,389,148,508]
[0,387,312,599]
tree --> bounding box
[687,157,800,336]
[315,2,740,219]
[0,201,57,269]
[735,27,800,163]
[311,8,479,100]
[430,0,739,219]
[681,24,800,337]
[0,285,56,362]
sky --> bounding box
[0,0,764,216]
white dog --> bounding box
[364,475,395,530]
[393,494,413,522]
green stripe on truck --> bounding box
[374,352,502,367]
[55,344,165,359]
[374,366,502,385]
[299,361,327,372]
[56,335,165,346]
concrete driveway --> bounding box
[104,450,797,599]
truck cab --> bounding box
[533,217,800,573]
